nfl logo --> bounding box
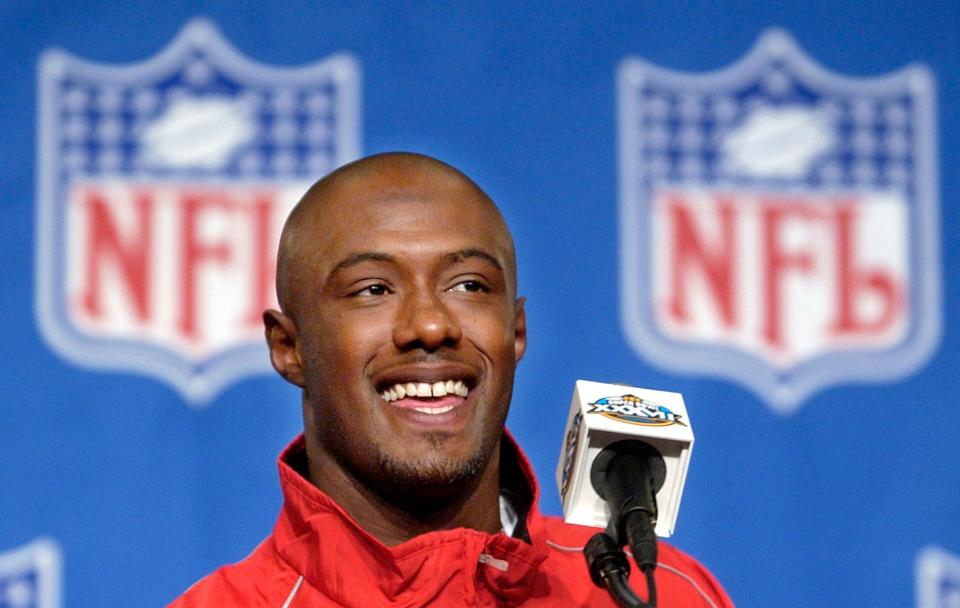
[0,539,61,608]
[35,18,360,404]
[617,29,940,413]
[917,546,960,608]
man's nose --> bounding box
[393,289,463,351]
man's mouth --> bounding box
[380,380,470,415]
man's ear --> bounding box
[514,297,527,362]
[263,309,305,387]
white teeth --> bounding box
[414,405,455,415]
[380,379,470,402]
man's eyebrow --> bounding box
[328,252,396,278]
[445,248,504,273]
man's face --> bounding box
[286,168,525,498]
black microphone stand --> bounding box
[584,531,656,608]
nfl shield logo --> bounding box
[917,546,960,608]
[617,29,940,413]
[0,539,62,608]
[35,18,360,404]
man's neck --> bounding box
[306,442,504,547]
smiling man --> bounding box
[170,153,733,607]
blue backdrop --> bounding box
[1,3,958,607]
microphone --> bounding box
[555,380,695,607]
[590,440,666,568]
[556,380,694,537]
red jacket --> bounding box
[170,434,733,607]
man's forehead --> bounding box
[314,194,514,267]
[327,248,506,283]
[314,168,491,218]
[301,165,512,251]
[277,153,518,310]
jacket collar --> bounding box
[271,432,549,606]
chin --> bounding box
[372,442,489,501]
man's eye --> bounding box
[448,280,488,293]
[353,284,391,297]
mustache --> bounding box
[398,351,469,365]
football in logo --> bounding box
[617,29,940,413]
[35,18,361,404]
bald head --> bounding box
[276,152,517,316]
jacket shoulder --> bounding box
[538,514,734,607]
[167,539,302,608]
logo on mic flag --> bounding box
[35,18,360,404]
[588,395,686,427]
[617,29,940,413]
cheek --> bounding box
[464,320,519,393]
[308,311,387,368]
[468,308,518,357]
[301,319,385,447]
[299,327,372,418]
